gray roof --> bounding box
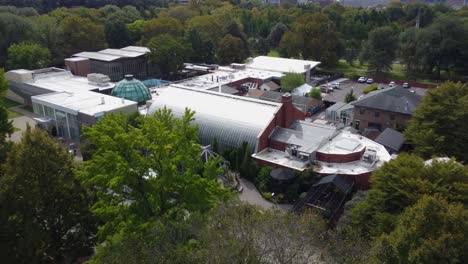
[313,174,353,193]
[351,86,422,115]
[207,85,238,95]
[270,168,296,180]
[260,81,280,91]
[374,128,404,152]
[270,121,338,154]
[260,90,318,113]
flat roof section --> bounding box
[32,91,136,116]
[29,72,115,93]
[99,48,146,58]
[73,52,122,62]
[121,46,150,53]
[246,56,321,73]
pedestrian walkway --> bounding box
[238,178,292,211]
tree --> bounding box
[281,72,305,93]
[405,82,468,163]
[0,69,13,170]
[268,22,288,48]
[281,13,341,66]
[308,87,321,100]
[0,13,33,65]
[343,39,361,66]
[193,201,331,263]
[370,195,467,264]
[187,28,215,63]
[216,34,248,65]
[0,127,96,263]
[61,15,106,56]
[360,26,398,73]
[7,42,51,70]
[147,34,191,78]
[344,89,356,103]
[351,153,468,237]
[142,17,184,44]
[33,15,64,65]
[105,17,132,48]
[79,110,229,244]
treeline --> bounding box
[0,0,158,12]
[0,2,467,79]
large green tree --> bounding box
[0,128,96,263]
[7,42,51,70]
[0,13,33,66]
[142,17,184,44]
[79,110,229,245]
[33,15,64,65]
[61,15,106,56]
[370,195,467,264]
[351,153,468,237]
[405,82,468,163]
[147,34,191,78]
[360,26,398,73]
[216,34,248,65]
[0,69,13,170]
[281,72,305,93]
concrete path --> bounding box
[8,115,36,143]
[238,178,292,211]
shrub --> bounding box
[281,72,305,92]
[363,84,378,94]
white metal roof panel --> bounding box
[73,52,122,62]
[247,56,321,73]
[99,48,146,58]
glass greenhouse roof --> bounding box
[112,76,151,103]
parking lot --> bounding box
[322,79,429,104]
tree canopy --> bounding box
[281,72,305,93]
[147,34,191,78]
[405,82,468,163]
[7,42,51,70]
[79,109,230,244]
[0,127,96,263]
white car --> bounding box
[366,78,374,84]
[330,82,340,89]
[389,81,396,87]
[358,77,367,83]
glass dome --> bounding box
[112,75,151,104]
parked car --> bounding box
[389,81,396,87]
[358,77,367,83]
[366,78,374,84]
[330,82,340,89]
[402,82,410,88]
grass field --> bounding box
[1,98,23,119]
[333,60,438,85]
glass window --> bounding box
[360,108,365,115]
[390,114,396,120]
[374,111,380,118]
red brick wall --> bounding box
[316,148,365,163]
[269,140,288,151]
[353,107,412,131]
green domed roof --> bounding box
[112,75,151,104]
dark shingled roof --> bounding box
[351,86,422,115]
[375,128,404,152]
[259,90,319,113]
[313,174,353,193]
[270,168,296,180]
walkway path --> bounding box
[238,178,292,211]
[8,115,36,143]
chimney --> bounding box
[281,93,295,128]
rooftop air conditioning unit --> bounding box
[87,73,111,87]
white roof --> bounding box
[150,85,281,128]
[73,52,121,62]
[99,48,146,58]
[292,83,312,96]
[32,91,136,116]
[121,46,150,53]
[28,71,115,93]
[246,56,321,73]
[175,66,283,91]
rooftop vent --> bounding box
[125,74,134,80]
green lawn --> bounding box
[332,60,438,85]
[1,98,23,119]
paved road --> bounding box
[8,115,36,143]
[238,178,292,211]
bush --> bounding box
[363,84,378,94]
[281,72,305,92]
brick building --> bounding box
[351,86,422,132]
